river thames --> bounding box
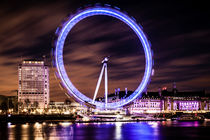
[1,121,210,140]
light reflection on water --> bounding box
[1,121,210,140]
[115,122,122,140]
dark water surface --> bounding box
[1,121,210,140]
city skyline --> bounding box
[0,1,210,101]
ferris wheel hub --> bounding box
[102,56,109,64]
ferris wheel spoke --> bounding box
[92,64,105,103]
[104,63,108,108]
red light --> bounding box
[162,87,167,90]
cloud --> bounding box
[0,1,210,102]
[149,53,210,92]
[0,1,70,100]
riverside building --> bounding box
[18,60,49,110]
[129,87,210,114]
[96,84,210,114]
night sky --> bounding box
[0,0,210,101]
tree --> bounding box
[18,102,23,112]
[8,100,14,109]
[24,99,31,110]
[65,99,71,105]
[0,101,8,113]
[33,101,39,109]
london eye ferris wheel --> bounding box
[53,4,154,109]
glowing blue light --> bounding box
[54,6,153,109]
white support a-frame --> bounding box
[92,57,109,108]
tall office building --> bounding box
[18,60,49,109]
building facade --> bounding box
[128,89,210,114]
[93,85,210,114]
[18,61,49,109]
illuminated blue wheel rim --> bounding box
[54,5,153,109]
